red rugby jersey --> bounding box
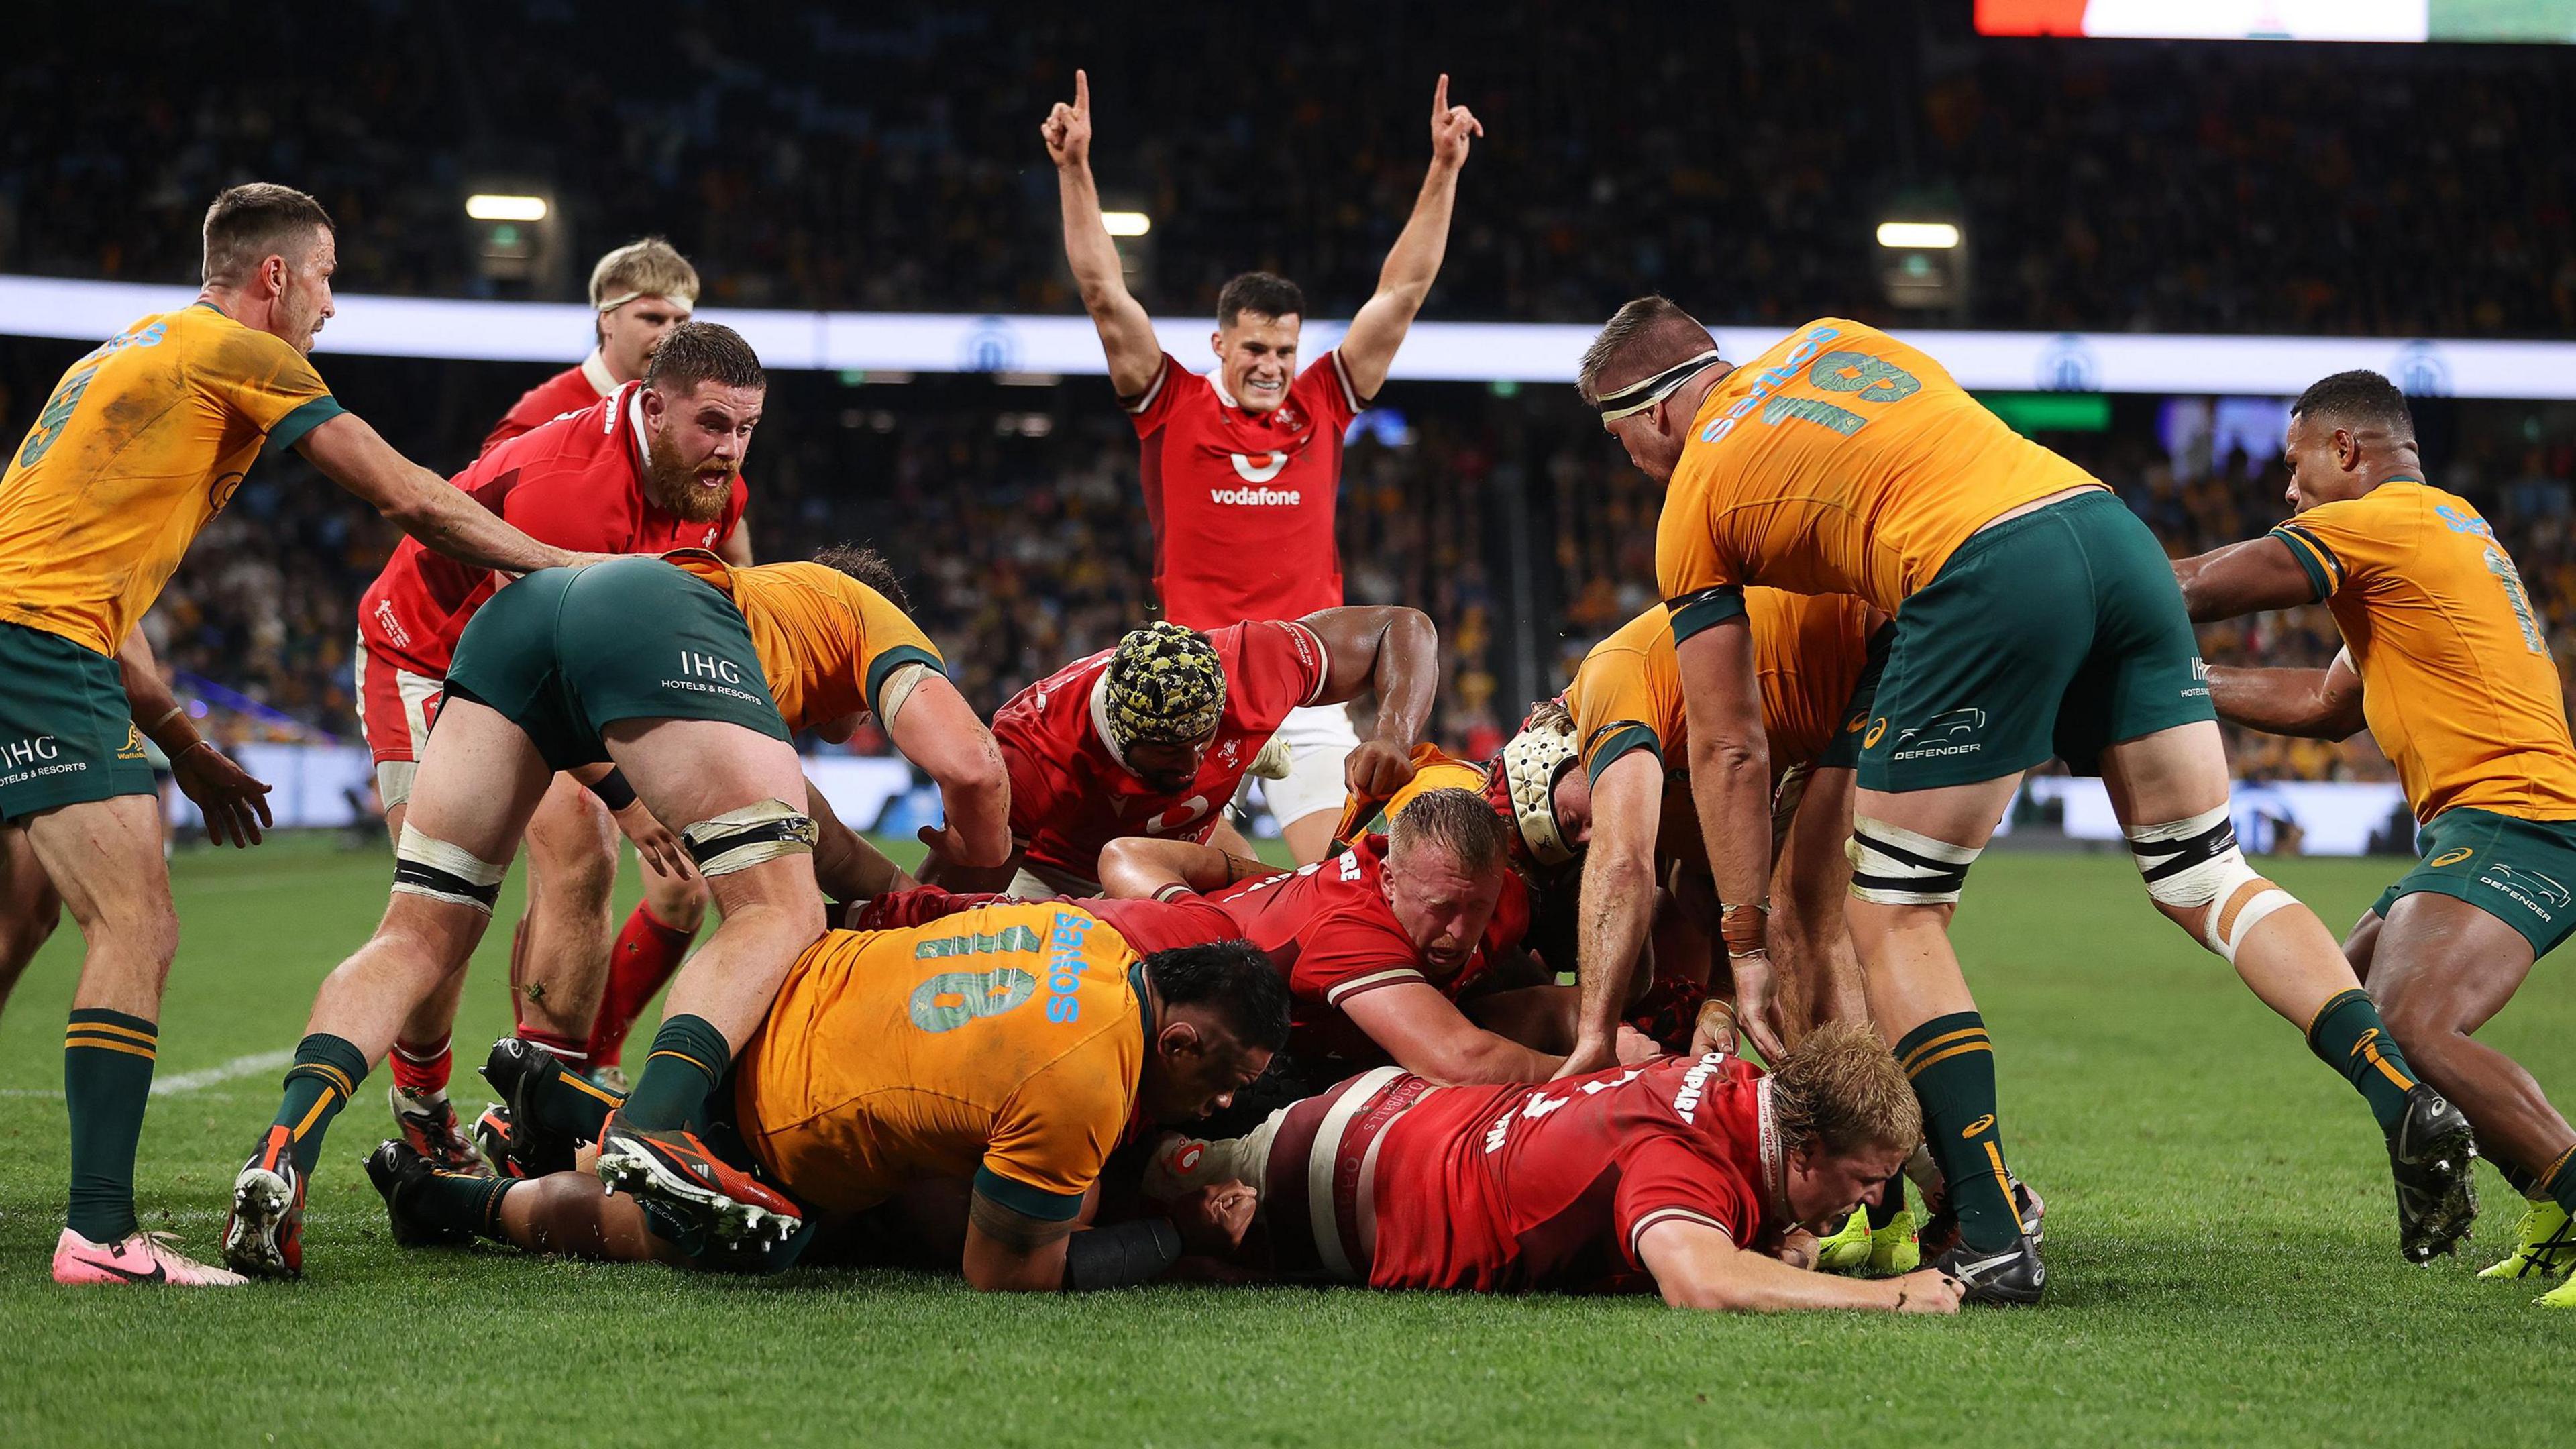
[992,619,1331,883]
[357,382,747,677]
[1126,350,1365,629]
[1360,1053,1777,1293]
[481,352,617,455]
[1088,833,1532,1065]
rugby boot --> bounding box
[1868,1209,1923,1277]
[390,1083,487,1175]
[2537,1274,2576,1309]
[222,1124,306,1279]
[1920,1177,2046,1258]
[1929,1232,2046,1307]
[472,1104,526,1180]
[480,1037,582,1179]
[594,1114,802,1246]
[365,1139,476,1248]
[2479,1199,2575,1282]
[52,1227,247,1287]
[1813,1210,1874,1274]
[2385,1083,2479,1263]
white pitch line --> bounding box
[150,1049,292,1096]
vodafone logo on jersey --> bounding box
[1210,472,1302,508]
[1230,451,1291,483]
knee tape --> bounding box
[2127,806,2294,961]
[392,825,507,914]
[681,798,816,877]
[1847,818,1982,906]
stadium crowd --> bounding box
[7,4,2572,337]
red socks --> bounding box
[388,1035,452,1097]
[584,902,697,1069]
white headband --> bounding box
[1593,350,1722,422]
[594,291,695,316]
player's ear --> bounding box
[1157,1019,1205,1061]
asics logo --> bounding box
[2429,847,2473,867]
[1962,1114,1994,1138]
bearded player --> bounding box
[934,610,1434,898]
[476,237,735,1095]
[1143,1022,1961,1313]
[369,912,1285,1292]
[354,319,761,1171]
[1587,299,2472,1302]
[1044,70,1477,863]
[2178,372,2576,1308]
[3,183,584,1286]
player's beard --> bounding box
[642,428,737,524]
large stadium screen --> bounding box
[1975,0,2576,41]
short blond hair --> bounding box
[1769,1022,1921,1158]
[1387,786,1507,876]
[589,237,700,312]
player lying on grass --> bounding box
[224,497,1009,1277]
[355,316,760,1175]
[1047,68,1475,864]
[3,183,593,1288]
[1590,298,2471,1303]
[1139,1022,1960,1313]
[368,910,1287,1290]
[2176,370,2576,1306]
[927,612,1435,899]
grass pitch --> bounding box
[2,835,2570,1447]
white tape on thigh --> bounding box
[680,797,817,877]
[875,661,930,729]
[1847,817,1982,905]
[391,824,508,914]
[2127,806,2294,961]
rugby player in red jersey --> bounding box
[354,320,756,1168]
[1142,1022,1961,1312]
[1044,70,1478,863]
[480,239,733,1095]
[931,610,1434,898]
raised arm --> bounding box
[2174,535,2320,623]
[1336,76,1481,400]
[1097,836,1277,900]
[1558,749,1664,1078]
[2208,651,2367,741]
[1341,980,1563,1084]
[1672,616,1786,1062]
[1042,69,1162,398]
[1638,1219,1960,1313]
[117,628,272,848]
[1300,604,1438,798]
[295,413,578,576]
[884,674,1013,869]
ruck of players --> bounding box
[9,64,2575,1320]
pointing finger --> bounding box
[1434,72,1448,116]
[1075,68,1089,115]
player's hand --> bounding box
[918,821,1012,871]
[1428,74,1482,172]
[1688,998,1739,1058]
[1613,1022,1661,1066]
[1888,1268,1966,1315]
[1774,1228,1819,1272]
[1042,68,1093,168]
[171,740,273,849]
[1343,737,1417,800]
[1550,1035,1617,1081]
[612,800,697,883]
[1170,1181,1259,1256]
[1726,946,1790,1065]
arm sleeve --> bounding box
[1570,647,1672,785]
[2268,493,2408,603]
[1247,619,1334,712]
[857,589,947,719]
[977,1034,1134,1222]
[1298,914,1432,1010]
[1297,349,1369,429]
[1614,1131,1760,1270]
[209,330,342,453]
[1121,352,1193,435]
[1654,476,1749,643]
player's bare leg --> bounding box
[515,774,621,1054]
[225,699,553,1277]
[2099,719,2473,1260]
[590,717,823,1246]
[21,796,241,1282]
[0,822,62,1015]
[1845,771,2033,1297]
[1278,808,1340,867]
[370,795,488,1171]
